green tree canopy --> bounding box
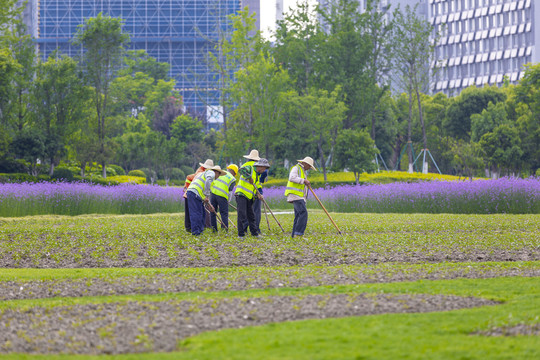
[334,128,378,184]
[444,85,506,141]
[73,13,130,177]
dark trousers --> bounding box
[210,194,229,231]
[187,191,205,235]
[184,197,191,233]
[241,196,262,234]
[292,200,308,237]
[253,198,262,234]
[236,195,258,237]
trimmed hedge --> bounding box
[52,168,74,181]
[108,164,126,176]
[128,170,146,178]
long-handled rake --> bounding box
[255,188,284,232]
[205,204,235,230]
[307,184,342,235]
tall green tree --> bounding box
[334,128,378,184]
[513,63,540,174]
[318,0,372,128]
[33,54,89,175]
[392,4,436,173]
[284,87,347,182]
[273,0,323,95]
[0,48,19,128]
[450,139,484,180]
[470,102,508,142]
[479,124,523,177]
[363,0,393,142]
[4,24,36,133]
[228,54,290,159]
[9,128,45,176]
[119,50,169,82]
[73,13,130,177]
[0,0,21,35]
[207,8,263,135]
[444,85,506,141]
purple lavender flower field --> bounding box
[263,177,540,214]
[0,182,184,217]
[0,178,538,216]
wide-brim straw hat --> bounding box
[198,159,214,168]
[297,156,317,171]
[253,158,271,168]
[243,149,261,161]
[208,165,227,176]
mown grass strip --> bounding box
[0,261,539,282]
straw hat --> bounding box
[198,159,214,168]
[297,156,317,171]
[243,149,261,161]
[253,158,271,168]
[208,165,227,176]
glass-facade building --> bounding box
[32,0,241,114]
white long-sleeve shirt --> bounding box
[187,170,216,199]
[286,164,308,203]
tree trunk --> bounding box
[318,139,327,183]
[415,88,429,174]
[81,161,86,178]
[407,90,414,173]
[49,162,55,177]
[371,112,376,141]
[102,161,106,178]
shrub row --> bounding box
[0,173,120,186]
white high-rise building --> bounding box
[430,0,539,96]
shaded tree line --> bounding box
[1,1,539,183]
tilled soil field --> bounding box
[0,293,497,355]
[1,213,539,357]
[1,245,539,268]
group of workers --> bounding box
[183,149,317,238]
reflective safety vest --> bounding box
[187,170,210,200]
[243,160,261,190]
[235,165,257,200]
[211,171,236,201]
[284,164,306,197]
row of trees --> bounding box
[1,8,217,181]
[1,0,539,184]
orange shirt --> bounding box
[183,166,205,198]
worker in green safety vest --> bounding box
[209,164,238,231]
[284,156,316,238]
[238,149,264,233]
[235,157,270,237]
[186,164,226,235]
